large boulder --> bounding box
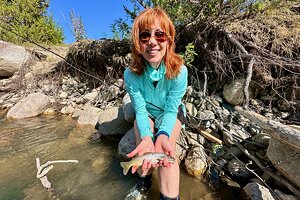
[6,93,49,119]
[0,40,31,77]
[117,128,136,160]
[97,107,132,135]
[267,138,300,190]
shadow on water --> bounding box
[0,110,218,200]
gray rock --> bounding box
[267,138,300,189]
[97,107,132,135]
[117,128,136,161]
[228,159,252,178]
[59,91,68,99]
[274,189,297,200]
[123,102,135,123]
[241,182,276,200]
[77,106,102,126]
[6,93,49,119]
[0,40,31,76]
[223,79,254,106]
[185,102,197,117]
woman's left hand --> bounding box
[155,134,175,168]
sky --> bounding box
[48,0,134,44]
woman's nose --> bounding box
[148,36,158,45]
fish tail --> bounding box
[120,162,130,175]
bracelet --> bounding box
[155,130,169,138]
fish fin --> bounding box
[120,162,130,175]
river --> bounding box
[0,110,219,200]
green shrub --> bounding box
[0,0,64,45]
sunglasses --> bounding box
[139,31,168,44]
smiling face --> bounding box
[139,20,168,67]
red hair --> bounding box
[130,7,184,79]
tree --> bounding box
[110,18,131,40]
[0,0,64,44]
[112,0,289,39]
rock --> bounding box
[77,106,102,126]
[122,93,135,123]
[222,146,243,160]
[0,40,31,77]
[6,93,49,119]
[220,175,241,189]
[185,102,197,117]
[215,158,228,171]
[83,90,98,101]
[277,99,291,111]
[117,128,136,160]
[184,146,207,179]
[186,130,205,146]
[72,108,83,118]
[267,138,300,189]
[274,189,297,200]
[198,110,215,120]
[228,159,252,178]
[61,105,75,115]
[223,79,254,106]
[251,133,270,148]
[186,86,193,96]
[59,91,68,99]
[123,102,135,123]
[248,124,261,135]
[223,124,251,144]
[176,131,189,161]
[97,106,132,135]
[44,108,56,115]
[241,182,276,200]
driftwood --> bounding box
[35,157,79,198]
[196,129,223,144]
[235,106,300,150]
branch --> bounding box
[223,29,254,108]
[36,158,79,191]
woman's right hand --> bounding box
[127,136,155,174]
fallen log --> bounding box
[235,106,300,150]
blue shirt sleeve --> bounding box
[158,65,188,136]
[124,68,153,139]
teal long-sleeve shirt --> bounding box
[124,62,188,139]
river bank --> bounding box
[0,31,300,199]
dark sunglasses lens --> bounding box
[139,32,151,43]
[155,31,167,42]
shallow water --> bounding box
[0,110,218,200]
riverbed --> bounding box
[0,110,218,200]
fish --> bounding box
[120,153,176,175]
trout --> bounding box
[120,153,176,175]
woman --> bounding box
[124,7,188,200]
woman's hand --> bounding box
[155,135,175,168]
[127,136,155,174]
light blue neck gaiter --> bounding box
[145,61,166,82]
